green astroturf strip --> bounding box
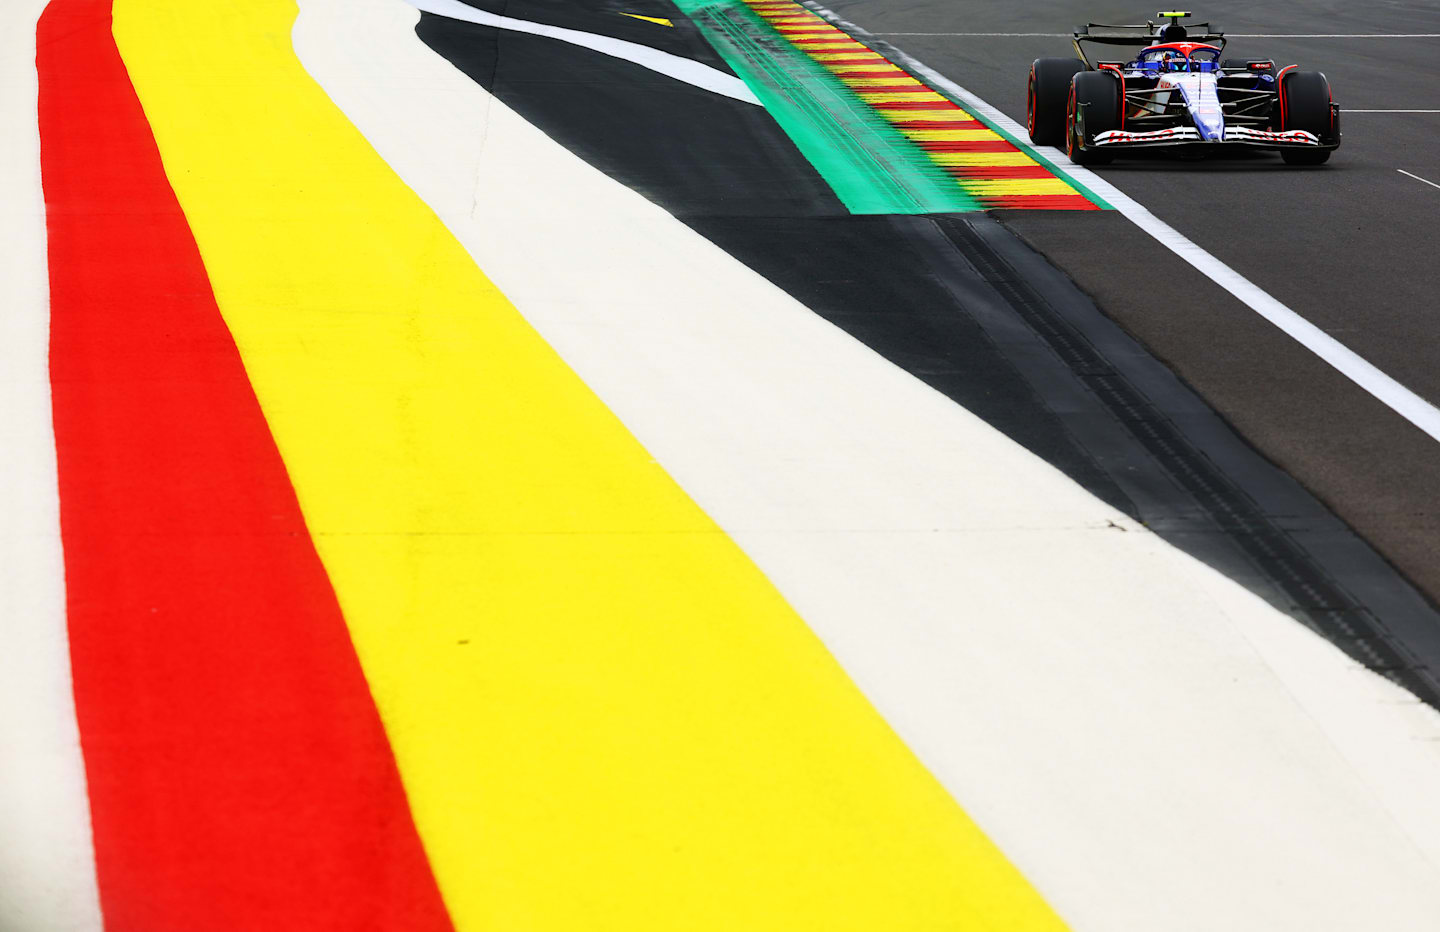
[789,1,1113,209]
[673,0,981,214]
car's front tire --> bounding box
[1277,70,1334,165]
[1029,57,1085,146]
[1066,71,1120,165]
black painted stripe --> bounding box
[416,13,845,217]
[443,0,737,72]
[414,4,1440,706]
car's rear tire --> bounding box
[1029,57,1085,146]
[1277,70,1334,165]
[1066,70,1120,165]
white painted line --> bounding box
[813,5,1440,445]
[0,3,106,930]
[299,2,1440,930]
[1399,168,1440,190]
[1228,33,1440,38]
[877,32,1440,38]
[403,0,759,104]
[877,32,1067,36]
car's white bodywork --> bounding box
[1091,67,1323,149]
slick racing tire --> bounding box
[1066,70,1119,165]
[1029,57,1085,146]
[1277,70,1333,165]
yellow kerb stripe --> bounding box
[825,63,907,73]
[900,128,1003,141]
[957,178,1080,195]
[859,91,950,103]
[810,52,886,60]
[841,76,924,87]
[112,1,1069,931]
[877,109,977,122]
[929,151,1038,166]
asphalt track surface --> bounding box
[10,0,1440,927]
[826,1,1440,613]
[421,0,1440,703]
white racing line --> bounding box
[1399,168,1440,190]
[290,1,1440,929]
[0,3,105,931]
[809,3,1440,444]
[402,0,758,104]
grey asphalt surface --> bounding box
[826,0,1440,605]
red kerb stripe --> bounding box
[37,2,454,928]
[871,100,967,110]
[888,120,978,129]
[943,166,1056,179]
[983,196,1100,210]
[917,140,1020,153]
[843,84,931,93]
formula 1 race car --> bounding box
[1027,12,1340,165]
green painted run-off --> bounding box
[672,0,982,214]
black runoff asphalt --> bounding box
[417,0,1440,704]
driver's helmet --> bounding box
[1188,47,1220,72]
[1137,47,1185,72]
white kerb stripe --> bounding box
[816,6,1440,444]
[403,0,759,104]
[296,1,1440,929]
[0,2,105,930]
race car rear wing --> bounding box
[1072,20,1227,68]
